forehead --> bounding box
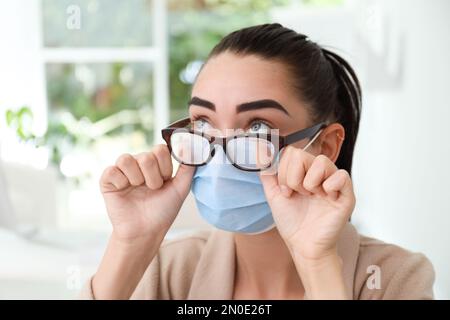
[192,52,294,104]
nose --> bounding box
[208,143,231,165]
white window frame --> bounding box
[37,0,169,145]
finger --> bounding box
[115,153,145,186]
[259,169,280,202]
[303,154,337,196]
[174,163,195,182]
[135,152,164,190]
[172,163,195,198]
[152,144,173,181]
[322,169,354,202]
[286,148,313,196]
[277,146,294,197]
[100,166,129,193]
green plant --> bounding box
[4,106,152,175]
[5,106,36,141]
[4,107,82,168]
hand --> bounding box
[259,146,355,261]
[100,144,195,243]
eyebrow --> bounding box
[188,96,290,116]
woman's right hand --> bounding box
[100,144,195,243]
[91,144,194,299]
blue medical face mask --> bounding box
[191,148,275,234]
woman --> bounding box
[80,23,434,300]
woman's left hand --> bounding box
[259,146,355,261]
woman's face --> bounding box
[190,52,312,147]
[189,52,345,163]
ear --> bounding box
[317,123,345,163]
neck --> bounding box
[233,228,304,299]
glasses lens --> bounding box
[170,131,210,165]
[227,137,276,170]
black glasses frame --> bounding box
[161,117,326,172]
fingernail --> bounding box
[280,185,292,198]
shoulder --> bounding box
[354,234,435,299]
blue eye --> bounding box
[248,121,270,133]
[193,118,212,132]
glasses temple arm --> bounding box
[284,122,326,146]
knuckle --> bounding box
[285,177,294,189]
[284,145,295,153]
[339,169,352,187]
[140,153,157,167]
[315,154,330,165]
[102,166,118,179]
[285,145,298,156]
[280,146,293,160]
[116,153,134,167]
[337,168,350,178]
[292,148,308,163]
[147,176,163,189]
[302,175,315,190]
[153,145,171,170]
[153,143,168,155]
[302,180,312,191]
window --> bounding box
[39,0,169,230]
[42,0,168,145]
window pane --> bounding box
[42,0,153,47]
[45,63,154,149]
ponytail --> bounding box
[322,48,362,175]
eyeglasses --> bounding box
[161,117,326,172]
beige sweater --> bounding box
[79,223,434,299]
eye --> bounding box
[192,117,212,132]
[247,120,271,134]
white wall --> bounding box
[352,0,450,299]
[0,0,47,135]
[273,0,450,299]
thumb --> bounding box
[171,163,195,198]
[259,169,281,202]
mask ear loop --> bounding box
[302,128,324,151]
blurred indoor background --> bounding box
[0,0,449,299]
